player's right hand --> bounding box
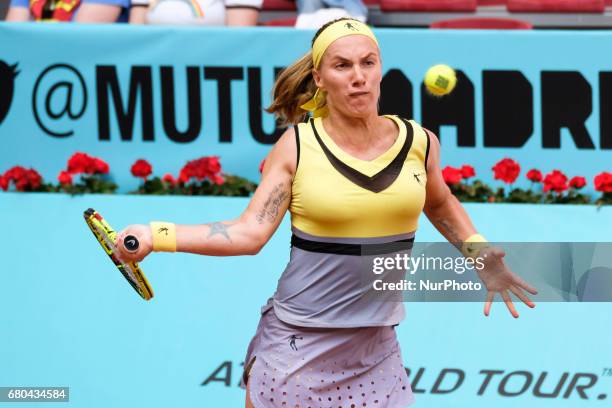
[114,224,153,263]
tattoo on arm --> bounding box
[256,183,289,224]
[436,218,462,249]
[206,222,233,242]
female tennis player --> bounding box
[115,18,537,408]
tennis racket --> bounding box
[83,208,154,301]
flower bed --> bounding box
[0,152,256,197]
[441,158,611,206]
[1,153,610,205]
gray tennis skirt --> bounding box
[239,303,415,408]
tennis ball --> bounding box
[424,64,457,96]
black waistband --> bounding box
[290,234,415,256]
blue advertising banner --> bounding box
[0,24,611,193]
[0,194,611,407]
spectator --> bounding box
[5,0,131,22]
[295,0,367,29]
[129,0,262,25]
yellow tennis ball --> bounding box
[424,64,457,96]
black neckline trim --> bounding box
[310,116,414,193]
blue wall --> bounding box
[0,24,610,194]
[0,193,610,407]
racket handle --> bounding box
[123,235,140,252]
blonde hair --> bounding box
[265,17,357,128]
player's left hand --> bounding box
[474,246,538,318]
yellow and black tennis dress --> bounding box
[240,115,429,408]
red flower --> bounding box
[179,156,223,183]
[206,156,221,174]
[0,176,8,191]
[5,165,27,181]
[492,158,520,184]
[594,172,612,193]
[568,176,586,189]
[543,170,568,193]
[526,169,542,183]
[15,178,29,191]
[259,159,266,174]
[26,169,42,190]
[162,173,176,185]
[442,166,462,185]
[179,169,190,184]
[460,165,475,179]
[179,162,195,183]
[2,166,42,191]
[67,152,91,174]
[131,159,152,180]
[212,174,225,185]
[67,152,109,175]
[58,171,73,185]
[93,158,109,175]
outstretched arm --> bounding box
[422,129,536,317]
[114,127,297,261]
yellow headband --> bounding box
[300,19,379,118]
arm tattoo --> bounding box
[206,222,232,242]
[256,183,290,224]
[436,218,462,249]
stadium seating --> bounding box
[262,0,380,10]
[478,0,507,5]
[261,17,297,26]
[430,16,533,28]
[260,0,612,28]
[261,0,296,11]
[380,0,477,12]
[507,0,605,12]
